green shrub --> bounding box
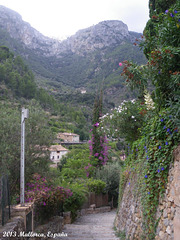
[86,178,106,194]
[94,161,121,207]
[63,183,87,221]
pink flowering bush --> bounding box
[24,174,73,223]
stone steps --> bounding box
[53,210,119,240]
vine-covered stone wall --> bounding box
[114,145,180,240]
[155,145,180,240]
[114,173,143,239]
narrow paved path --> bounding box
[56,210,119,240]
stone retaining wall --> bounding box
[115,145,180,240]
[155,145,180,240]
[114,174,143,239]
[29,216,64,240]
[0,216,25,240]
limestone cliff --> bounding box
[65,20,131,54]
[0,5,61,56]
[0,5,137,57]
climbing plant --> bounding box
[113,1,180,238]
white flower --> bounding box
[144,90,155,110]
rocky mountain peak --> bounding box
[65,20,130,54]
[0,6,138,57]
[0,5,60,56]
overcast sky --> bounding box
[0,0,150,40]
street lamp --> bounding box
[20,108,29,206]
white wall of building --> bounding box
[50,150,68,164]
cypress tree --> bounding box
[90,90,108,167]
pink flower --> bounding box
[119,62,123,66]
[94,153,99,157]
[94,122,99,127]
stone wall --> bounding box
[0,203,34,240]
[114,174,143,239]
[0,216,25,240]
[29,216,64,240]
[0,203,64,240]
[155,145,180,240]
[114,145,180,240]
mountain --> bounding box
[0,5,147,106]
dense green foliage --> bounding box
[145,3,180,110]
[62,183,87,221]
[0,46,36,98]
[149,0,176,16]
[144,0,178,57]
[58,146,92,181]
[101,100,147,143]
[86,179,106,194]
[94,161,122,207]
[0,46,61,110]
[121,3,180,113]
[53,145,109,219]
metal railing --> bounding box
[0,175,11,226]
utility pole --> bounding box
[20,108,29,206]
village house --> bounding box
[49,145,68,166]
[57,132,80,143]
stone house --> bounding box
[49,145,68,165]
[57,133,80,143]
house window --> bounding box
[57,151,60,153]
[57,155,59,159]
